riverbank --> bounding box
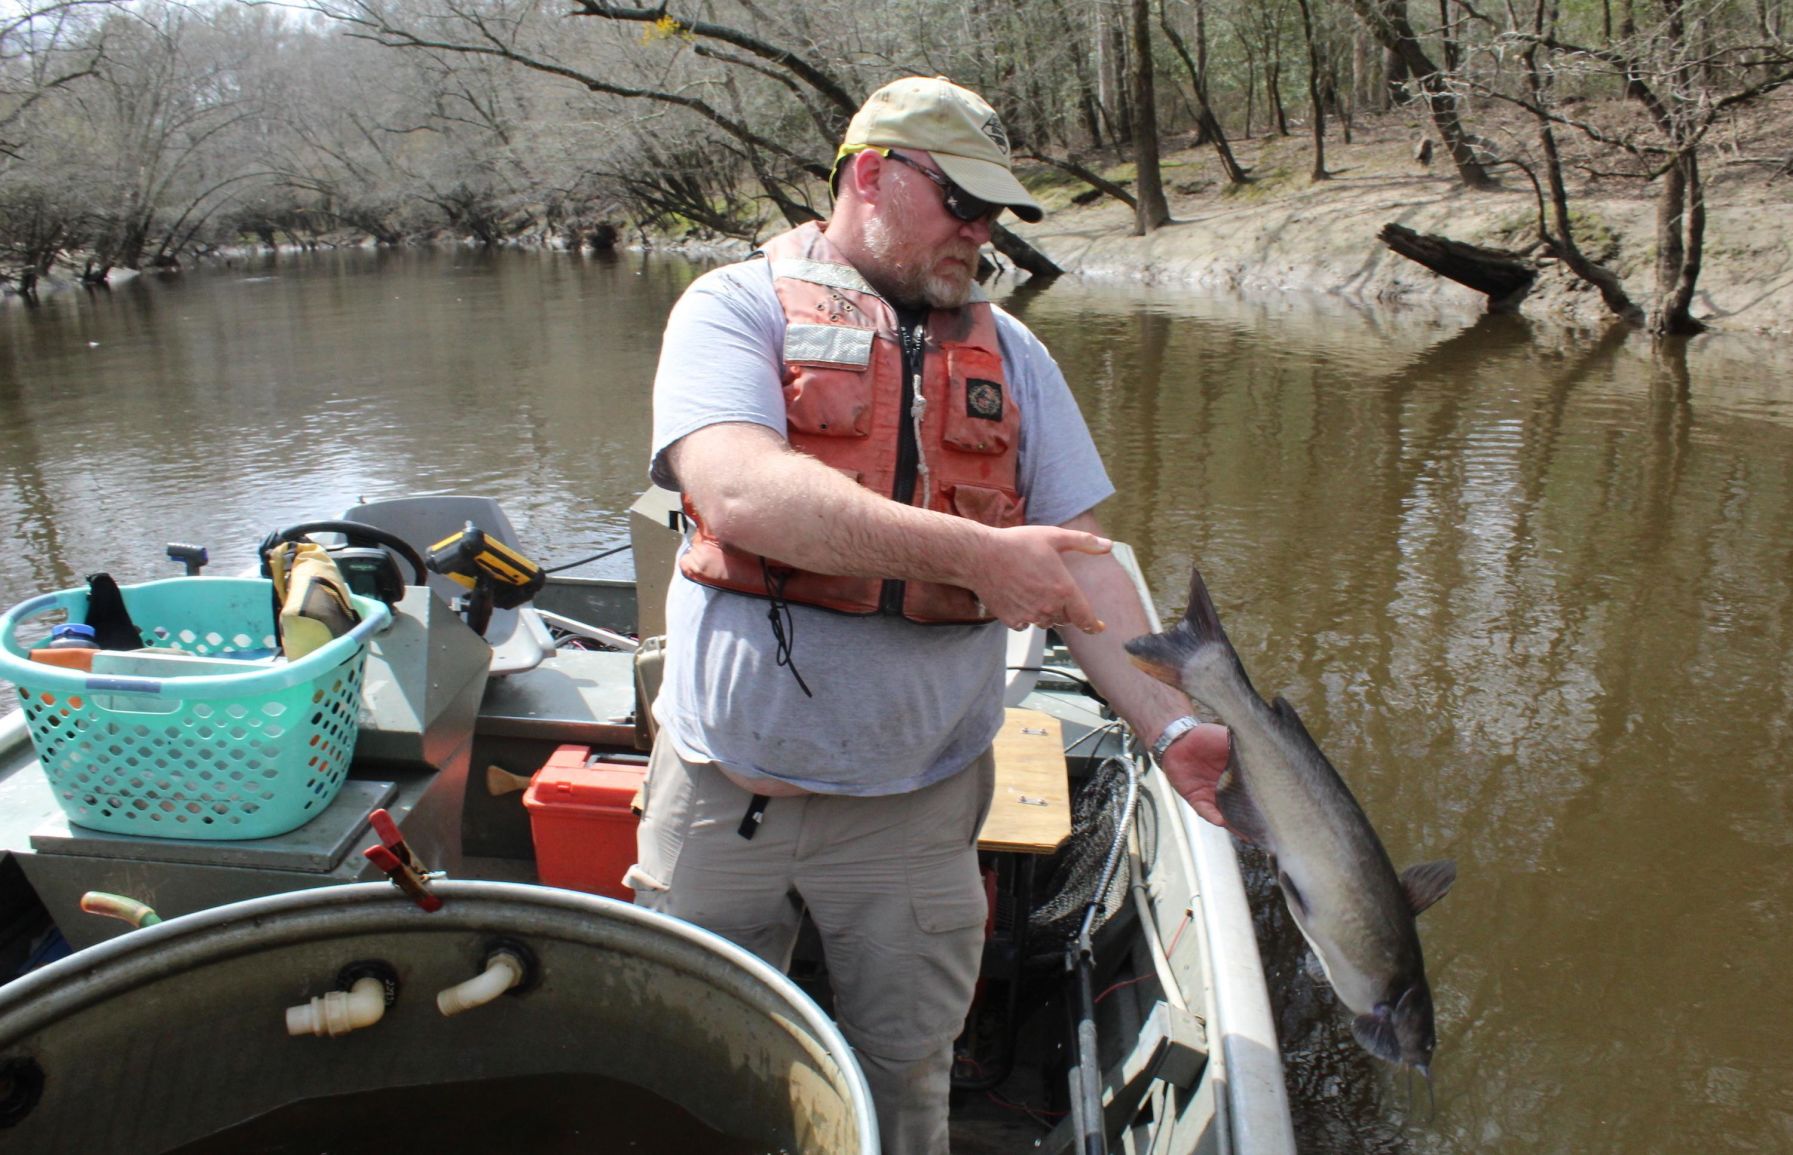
[12,103,1789,342]
[1008,102,1793,338]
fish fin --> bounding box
[1351,1006,1403,1066]
[1400,859,1458,916]
[1269,695,1322,747]
[1215,748,1271,846]
[1303,950,1330,987]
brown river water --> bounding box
[2,248,1790,1153]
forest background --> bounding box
[3,0,1791,336]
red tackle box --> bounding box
[522,744,648,901]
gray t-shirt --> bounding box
[649,256,1114,796]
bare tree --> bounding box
[1513,0,1643,325]
[64,2,273,275]
[1347,0,1495,187]
[303,0,1065,274]
[1130,0,1172,231]
[1160,0,1251,183]
[0,0,112,159]
[1478,0,1793,334]
[1294,0,1331,178]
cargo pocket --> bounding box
[942,346,1018,454]
[626,741,696,898]
[784,324,874,437]
[907,758,995,934]
[908,851,988,934]
[948,483,1026,529]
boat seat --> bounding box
[343,496,556,677]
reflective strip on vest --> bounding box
[785,323,875,367]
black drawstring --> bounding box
[762,559,813,698]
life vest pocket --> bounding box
[783,361,872,437]
[948,483,1026,529]
[942,346,1017,454]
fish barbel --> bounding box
[1125,565,1456,1076]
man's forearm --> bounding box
[670,422,1114,633]
[671,421,991,585]
[1059,519,1232,827]
[1059,520,1199,744]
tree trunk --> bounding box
[1517,22,1643,326]
[1383,45,1408,107]
[1097,3,1133,146]
[1295,0,1330,179]
[1158,0,1250,183]
[1350,0,1494,188]
[1378,223,1536,308]
[1651,149,1707,335]
[1635,0,1707,336]
[1052,0,1105,148]
[1268,62,1289,136]
[1354,29,1378,114]
[1130,0,1171,233]
[1194,0,1212,141]
[990,222,1063,279]
[1026,152,1137,209]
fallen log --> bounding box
[1378,222,1536,309]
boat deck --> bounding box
[0,540,1296,1154]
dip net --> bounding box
[1026,754,1159,962]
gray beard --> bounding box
[861,206,973,310]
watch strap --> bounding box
[1151,715,1200,761]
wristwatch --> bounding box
[1150,715,1201,761]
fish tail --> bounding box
[1178,564,1235,655]
[1123,564,1253,694]
[1122,619,1203,687]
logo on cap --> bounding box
[980,115,1010,158]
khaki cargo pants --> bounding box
[628,738,997,1155]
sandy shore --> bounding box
[1009,118,1793,341]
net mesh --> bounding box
[1026,756,1159,961]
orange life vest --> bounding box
[679,222,1025,624]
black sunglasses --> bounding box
[881,150,1001,223]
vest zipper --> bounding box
[882,312,927,615]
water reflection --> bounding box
[1003,281,1793,1154]
[0,249,696,607]
[4,253,1793,1154]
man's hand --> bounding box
[1158,722,1231,828]
[966,524,1112,633]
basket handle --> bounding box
[2,596,390,700]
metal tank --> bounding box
[0,881,877,1154]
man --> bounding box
[631,76,1228,1154]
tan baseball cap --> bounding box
[832,76,1044,224]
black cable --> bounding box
[1009,664,1098,695]
[542,543,632,574]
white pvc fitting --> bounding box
[285,976,388,1038]
[436,949,525,1017]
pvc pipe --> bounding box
[436,949,524,1017]
[286,976,387,1038]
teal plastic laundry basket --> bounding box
[0,577,390,840]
